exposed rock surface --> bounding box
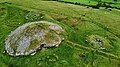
[5,21,64,56]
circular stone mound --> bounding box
[87,35,112,49]
[5,21,64,56]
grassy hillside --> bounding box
[0,0,120,67]
[63,0,120,8]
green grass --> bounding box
[0,0,120,67]
[63,0,120,8]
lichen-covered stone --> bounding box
[5,21,64,56]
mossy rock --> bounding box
[5,21,64,56]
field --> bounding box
[63,0,120,8]
[0,0,120,67]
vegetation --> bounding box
[61,0,120,8]
[0,0,120,67]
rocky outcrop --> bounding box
[5,21,64,56]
